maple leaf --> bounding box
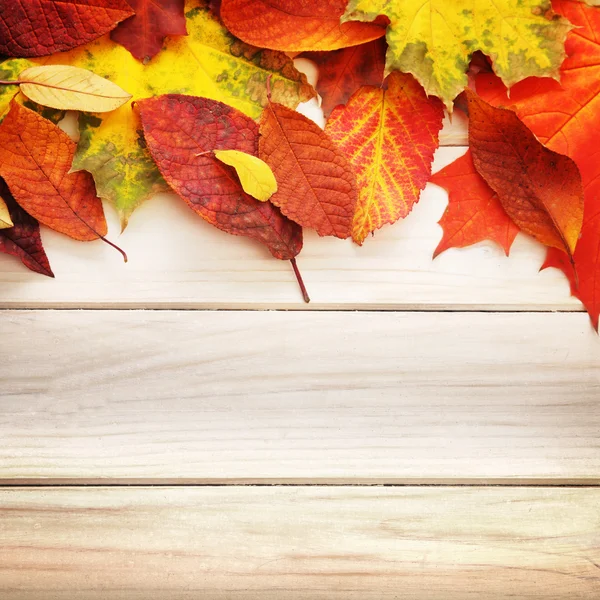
[111,0,187,62]
[341,0,572,110]
[137,94,302,261]
[259,99,358,239]
[220,0,386,53]
[0,178,53,277]
[429,150,519,258]
[0,1,315,229]
[465,88,584,258]
[325,71,443,245]
[0,101,111,243]
[0,0,134,57]
[303,37,386,118]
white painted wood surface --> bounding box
[2,310,598,483]
[1,486,599,599]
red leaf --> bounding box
[0,178,53,277]
[220,0,385,53]
[430,150,519,258]
[0,101,108,242]
[0,0,134,57]
[137,94,302,260]
[259,101,357,239]
[303,37,386,118]
[111,0,187,62]
[465,88,584,258]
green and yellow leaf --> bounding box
[342,0,572,110]
[214,150,277,202]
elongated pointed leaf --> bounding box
[18,65,132,112]
[0,101,107,241]
[259,101,357,239]
[137,94,302,260]
[466,88,584,257]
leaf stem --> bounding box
[100,234,128,263]
[0,80,19,86]
[290,258,310,303]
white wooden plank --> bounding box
[1,310,599,483]
[0,146,579,310]
[0,486,598,599]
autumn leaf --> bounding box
[303,37,386,118]
[430,150,519,258]
[465,88,584,258]
[0,178,53,277]
[0,0,134,57]
[341,0,572,110]
[137,94,302,261]
[326,71,443,245]
[213,150,277,202]
[111,0,187,62]
[5,1,315,228]
[15,65,132,112]
[259,99,357,239]
[220,0,386,53]
[0,101,111,243]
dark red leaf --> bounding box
[0,0,134,57]
[111,0,187,62]
[0,178,53,277]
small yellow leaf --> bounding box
[0,196,13,229]
[214,150,278,202]
[18,65,132,113]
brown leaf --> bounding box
[259,101,357,238]
[465,88,584,258]
[0,101,108,242]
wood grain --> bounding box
[2,310,599,484]
[0,146,580,311]
[1,486,599,599]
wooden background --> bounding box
[1,60,599,599]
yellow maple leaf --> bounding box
[342,0,572,110]
[0,1,314,228]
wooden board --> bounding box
[1,486,599,599]
[0,145,580,311]
[2,310,599,484]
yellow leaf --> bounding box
[18,65,132,113]
[213,150,277,202]
[2,1,314,229]
[0,196,13,229]
[342,0,572,110]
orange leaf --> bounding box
[137,94,302,261]
[259,100,357,239]
[472,0,600,328]
[430,150,519,258]
[303,37,386,118]
[465,88,584,258]
[220,0,385,53]
[325,71,443,245]
[0,101,108,242]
